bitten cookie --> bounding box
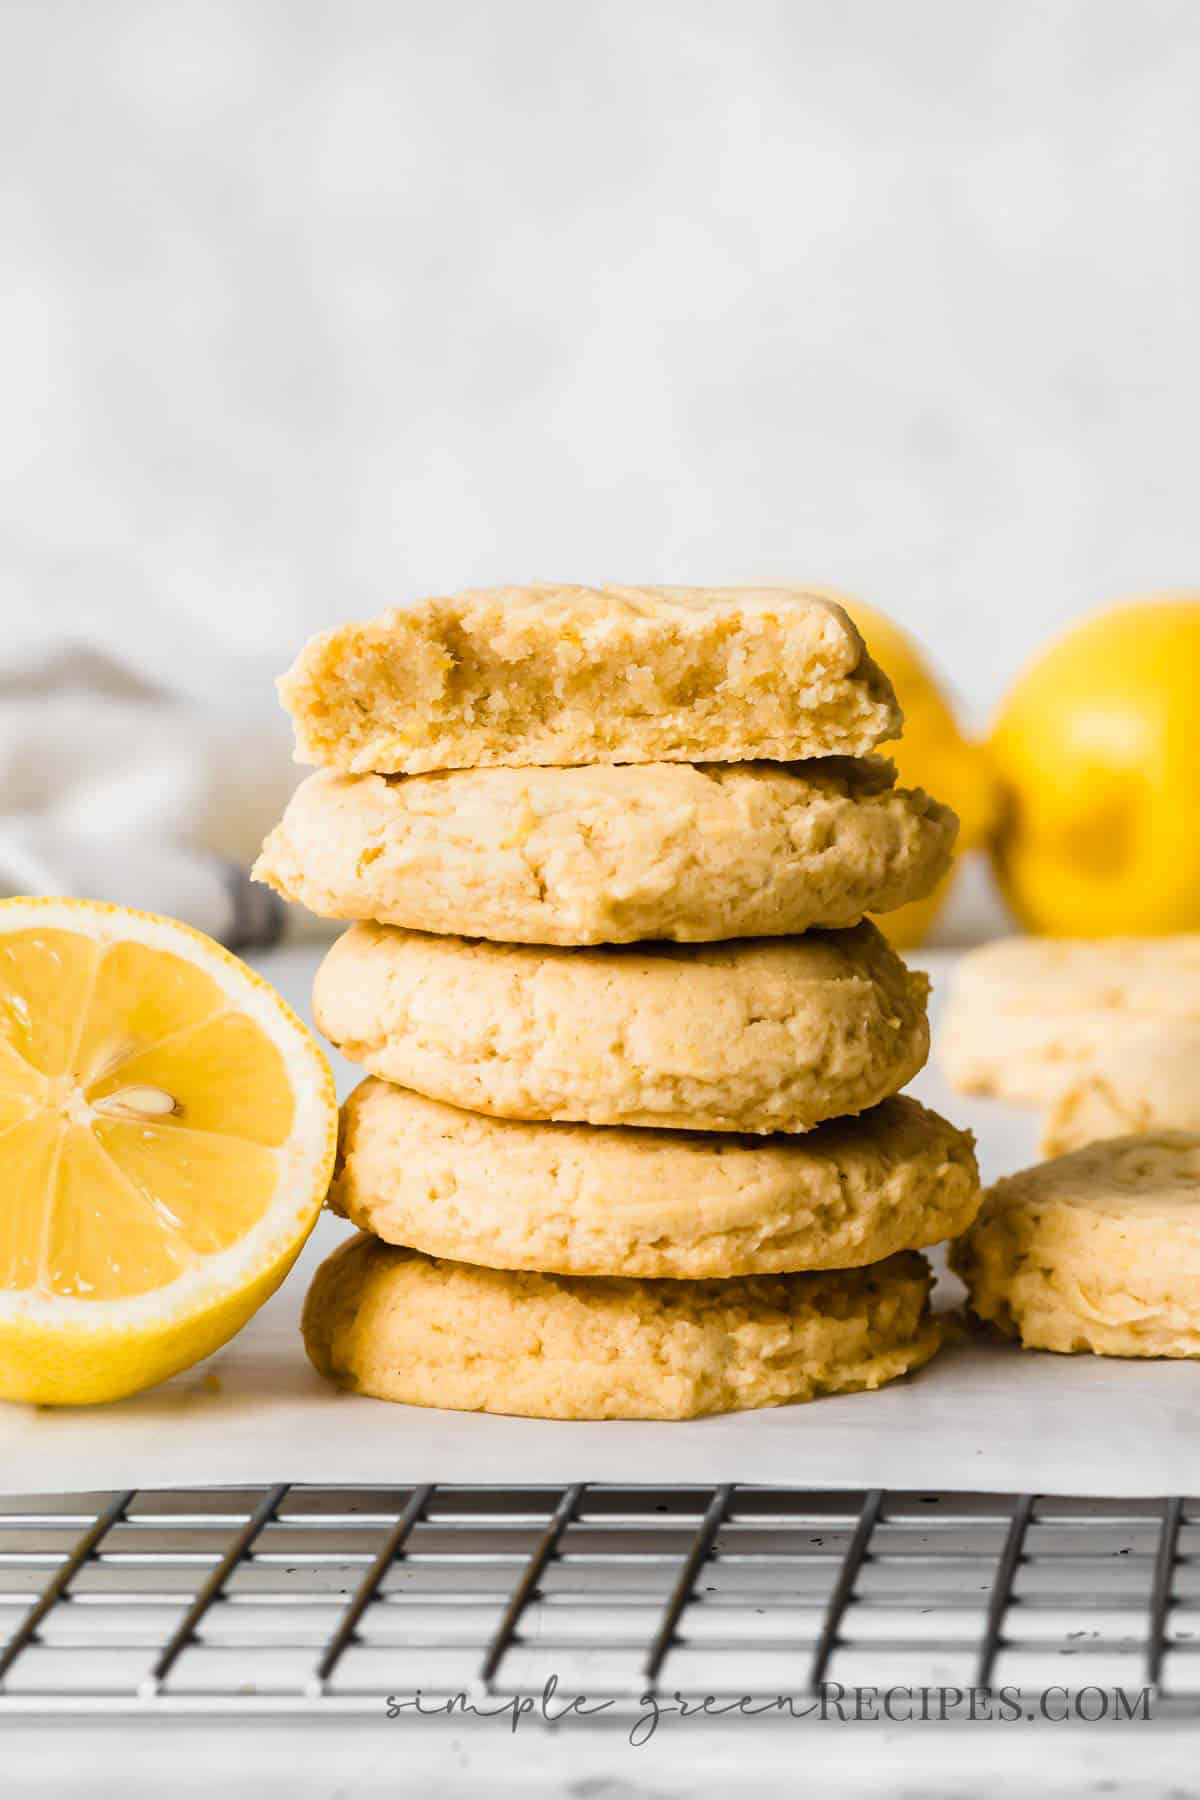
[302,1236,943,1419]
[941,935,1200,1102]
[278,584,901,774]
[330,1081,979,1277]
[313,919,930,1134]
[255,757,957,946]
[951,1131,1200,1356]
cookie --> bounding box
[278,584,901,775]
[951,1131,1200,1356]
[313,918,930,1134]
[255,757,956,946]
[302,1236,942,1419]
[330,1080,980,1277]
[941,935,1200,1102]
[1040,1021,1200,1156]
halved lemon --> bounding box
[0,897,337,1405]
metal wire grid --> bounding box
[0,1485,1196,1714]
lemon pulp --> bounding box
[0,900,337,1405]
[0,929,295,1302]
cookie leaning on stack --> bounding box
[257,584,980,1419]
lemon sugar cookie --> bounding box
[941,935,1200,1102]
[330,1080,980,1278]
[313,918,930,1134]
[951,1132,1200,1356]
[278,584,901,775]
[302,1236,943,1420]
[1040,1022,1200,1156]
[255,757,957,946]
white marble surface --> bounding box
[3,0,1199,721]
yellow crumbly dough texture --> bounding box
[278,584,902,774]
[941,935,1200,1102]
[1040,1021,1200,1156]
[255,757,957,946]
[951,1131,1200,1356]
[302,1237,943,1420]
[313,919,930,1134]
[331,1082,979,1276]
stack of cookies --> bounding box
[256,584,981,1420]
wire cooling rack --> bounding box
[0,1485,1196,1715]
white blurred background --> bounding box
[2,0,1198,733]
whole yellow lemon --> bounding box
[989,597,1200,936]
[837,597,999,947]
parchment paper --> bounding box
[4,948,1198,1498]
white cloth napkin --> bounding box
[0,644,305,947]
